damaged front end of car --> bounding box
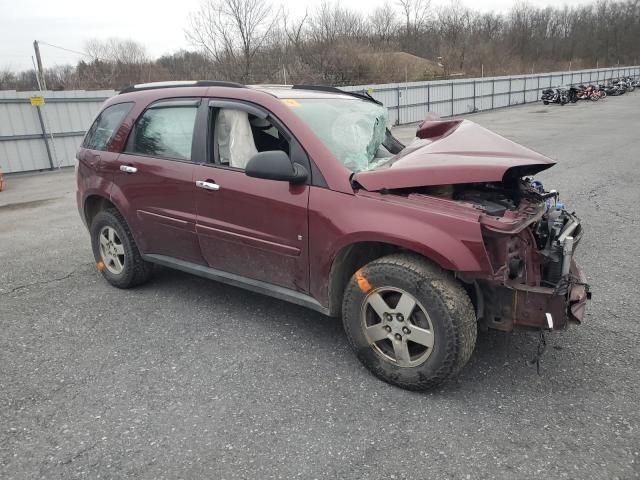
[471,178,590,332]
[352,117,590,333]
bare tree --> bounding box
[370,2,399,45]
[0,67,16,90]
[3,0,640,90]
[86,38,149,64]
[438,0,471,70]
[186,0,280,81]
[397,0,431,37]
[82,38,152,88]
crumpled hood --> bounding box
[353,119,556,191]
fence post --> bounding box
[491,78,495,110]
[395,85,401,126]
[35,105,55,170]
[451,81,454,116]
[536,75,540,101]
[508,78,512,106]
[473,80,476,112]
[427,83,430,113]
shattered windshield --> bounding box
[284,98,390,172]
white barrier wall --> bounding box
[1,65,639,173]
[0,90,115,173]
[343,66,640,126]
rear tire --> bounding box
[341,253,477,391]
[90,208,153,289]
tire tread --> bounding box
[342,253,477,390]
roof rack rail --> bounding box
[291,84,381,105]
[119,80,244,94]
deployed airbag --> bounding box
[216,109,258,169]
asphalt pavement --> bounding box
[1,95,639,479]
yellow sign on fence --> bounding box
[30,96,45,107]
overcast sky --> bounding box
[2,0,591,72]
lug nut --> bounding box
[402,327,411,334]
[384,313,392,322]
[385,325,392,333]
[394,333,402,341]
[396,314,404,322]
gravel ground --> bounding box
[1,95,639,479]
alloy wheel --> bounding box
[98,226,125,274]
[361,287,435,367]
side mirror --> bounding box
[245,151,308,184]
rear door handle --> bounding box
[196,180,220,191]
[120,165,137,174]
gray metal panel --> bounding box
[0,89,116,173]
[346,66,639,126]
[0,137,49,172]
[51,135,84,168]
[2,69,639,173]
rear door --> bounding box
[78,102,134,198]
[113,98,204,264]
[193,100,310,292]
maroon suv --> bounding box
[76,81,589,390]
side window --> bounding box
[213,108,289,170]
[127,105,199,161]
[83,102,133,151]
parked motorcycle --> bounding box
[604,81,624,96]
[541,75,637,106]
[542,87,568,105]
[583,85,601,101]
[567,86,581,103]
[621,77,636,92]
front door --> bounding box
[193,102,310,292]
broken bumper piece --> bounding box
[481,260,589,332]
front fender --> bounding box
[329,227,488,273]
[308,187,493,307]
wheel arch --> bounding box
[327,238,465,317]
[83,194,117,227]
[83,192,134,235]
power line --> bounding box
[37,41,91,58]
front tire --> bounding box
[90,208,153,289]
[341,253,477,391]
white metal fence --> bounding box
[1,65,639,174]
[0,90,115,174]
[344,65,640,125]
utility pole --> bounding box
[33,40,47,90]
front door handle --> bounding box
[120,165,137,174]
[196,180,220,191]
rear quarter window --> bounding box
[83,102,133,151]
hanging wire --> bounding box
[37,41,92,58]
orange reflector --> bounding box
[355,269,372,293]
[96,261,105,271]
